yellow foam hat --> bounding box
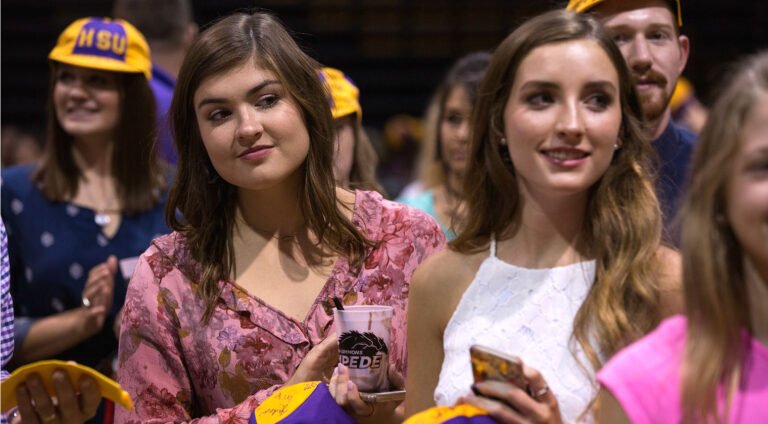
[566,0,683,26]
[49,17,152,79]
[1,360,133,413]
[318,67,362,121]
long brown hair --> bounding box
[680,51,768,423]
[452,10,663,373]
[34,63,166,214]
[167,11,371,322]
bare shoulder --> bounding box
[412,248,482,292]
[655,245,682,291]
[410,248,487,328]
[336,187,357,219]
[594,389,633,424]
[655,245,684,317]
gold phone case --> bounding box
[469,344,526,388]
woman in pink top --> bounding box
[114,12,445,424]
[596,52,768,423]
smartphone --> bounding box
[359,390,406,403]
[469,344,526,390]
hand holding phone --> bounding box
[469,344,527,390]
[466,347,563,422]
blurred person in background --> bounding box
[2,220,103,424]
[113,0,198,165]
[1,219,13,424]
[568,0,696,242]
[1,125,43,168]
[319,67,386,195]
[597,51,768,424]
[397,52,491,240]
[669,77,708,134]
[380,114,424,199]
[0,16,169,422]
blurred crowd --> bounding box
[1,0,765,423]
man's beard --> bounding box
[638,88,671,122]
[633,69,672,123]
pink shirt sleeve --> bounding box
[115,194,446,423]
[388,204,446,378]
[597,316,687,424]
[115,248,276,423]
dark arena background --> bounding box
[3,0,766,194]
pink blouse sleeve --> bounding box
[115,248,280,423]
[387,205,447,378]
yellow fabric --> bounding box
[403,404,490,424]
[566,0,683,26]
[48,17,152,79]
[670,77,694,113]
[319,67,362,121]
[254,381,320,424]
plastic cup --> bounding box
[333,305,393,392]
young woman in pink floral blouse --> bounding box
[115,12,445,424]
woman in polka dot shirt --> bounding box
[0,17,169,376]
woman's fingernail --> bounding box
[470,384,481,396]
[347,381,354,390]
[333,365,339,375]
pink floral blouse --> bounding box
[115,191,445,423]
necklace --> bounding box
[79,176,120,227]
[94,210,120,226]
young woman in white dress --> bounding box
[404,10,682,423]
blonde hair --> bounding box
[680,51,768,423]
[452,10,664,375]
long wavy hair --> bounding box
[679,51,768,424]
[35,62,166,214]
[167,12,371,322]
[452,10,663,374]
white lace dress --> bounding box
[434,238,597,423]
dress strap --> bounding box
[489,234,497,258]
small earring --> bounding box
[500,137,507,146]
[498,143,512,166]
[613,143,620,150]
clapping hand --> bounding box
[79,256,117,337]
